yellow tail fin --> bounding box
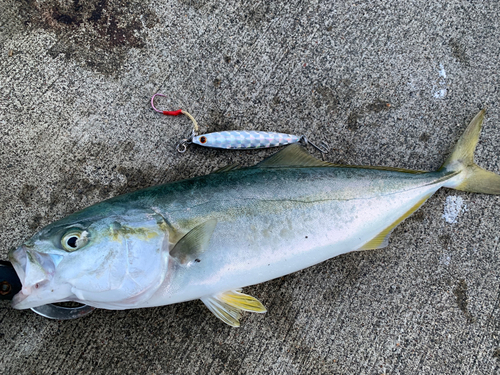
[440,110,500,194]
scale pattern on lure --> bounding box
[192,131,301,149]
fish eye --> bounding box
[199,136,207,144]
[61,230,89,252]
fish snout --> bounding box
[8,245,28,281]
[9,246,65,309]
[9,246,61,293]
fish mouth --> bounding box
[8,246,27,286]
[8,245,59,309]
[11,288,30,308]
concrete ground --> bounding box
[1,0,499,374]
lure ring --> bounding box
[177,140,190,153]
[31,303,96,320]
[300,136,330,155]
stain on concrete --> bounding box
[439,233,452,248]
[272,95,281,106]
[207,108,235,132]
[449,38,469,65]
[346,112,359,131]
[214,343,231,362]
[410,209,425,222]
[493,348,500,361]
[241,3,273,26]
[121,140,135,154]
[419,132,430,142]
[453,279,474,323]
[16,0,158,76]
[48,176,103,208]
[345,98,391,131]
[28,214,44,231]
[313,86,339,113]
[19,184,37,207]
[366,99,391,113]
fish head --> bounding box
[9,207,170,309]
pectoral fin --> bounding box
[201,290,267,327]
[170,219,217,265]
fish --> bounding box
[8,110,500,326]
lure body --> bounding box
[8,111,500,326]
[192,131,301,149]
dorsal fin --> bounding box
[254,144,426,173]
[213,163,240,173]
[256,144,334,168]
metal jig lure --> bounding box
[151,93,329,155]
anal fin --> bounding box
[359,194,431,250]
[201,290,267,327]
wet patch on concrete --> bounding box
[15,0,158,76]
[366,99,391,113]
[346,111,359,131]
[346,99,391,131]
[206,108,235,132]
[239,2,275,27]
[453,279,474,323]
[449,38,469,65]
[18,184,38,207]
[493,348,500,361]
[419,132,430,142]
[312,86,340,114]
[439,233,452,248]
[28,214,44,231]
[409,209,425,223]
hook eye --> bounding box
[309,140,330,154]
[177,141,188,153]
[300,136,330,155]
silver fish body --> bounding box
[8,110,500,326]
[141,167,457,307]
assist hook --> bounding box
[151,93,199,132]
[151,93,200,153]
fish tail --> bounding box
[440,109,500,194]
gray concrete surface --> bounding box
[1,0,499,374]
